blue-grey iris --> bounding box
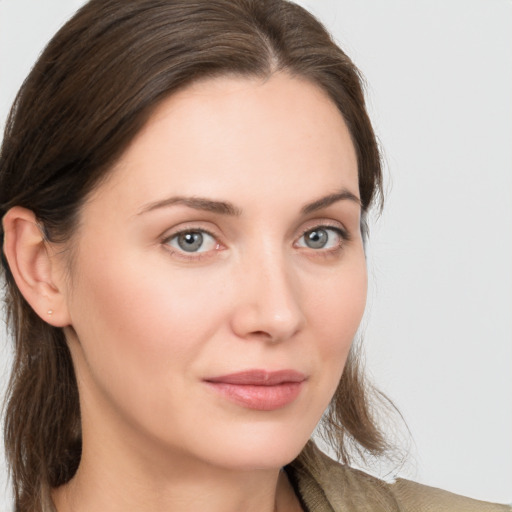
[305,229,328,249]
[177,232,204,252]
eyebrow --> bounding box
[137,188,360,217]
[300,189,361,214]
[138,196,242,216]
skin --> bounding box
[4,72,367,511]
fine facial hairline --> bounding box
[137,188,361,217]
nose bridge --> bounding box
[231,241,305,341]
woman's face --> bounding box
[59,73,367,472]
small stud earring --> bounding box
[47,310,53,316]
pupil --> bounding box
[306,229,327,249]
[178,232,203,252]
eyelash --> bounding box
[161,227,221,262]
[295,223,350,254]
[161,223,350,261]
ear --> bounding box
[2,206,71,327]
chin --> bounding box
[183,419,315,472]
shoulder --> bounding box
[390,478,511,512]
[286,442,512,512]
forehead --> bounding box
[87,72,359,214]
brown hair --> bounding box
[0,0,388,510]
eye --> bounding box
[165,230,218,253]
[296,226,345,250]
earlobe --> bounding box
[2,206,71,327]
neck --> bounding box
[53,461,298,512]
[52,419,301,512]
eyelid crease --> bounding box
[161,225,221,245]
[300,221,351,241]
[160,222,351,246]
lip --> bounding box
[204,370,306,411]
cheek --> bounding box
[64,247,235,437]
[314,261,367,341]
[66,242,235,383]
[309,258,367,384]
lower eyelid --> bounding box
[161,224,349,258]
[163,228,220,253]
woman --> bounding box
[0,0,509,511]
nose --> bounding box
[230,250,305,343]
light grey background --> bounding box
[1,0,511,509]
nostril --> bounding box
[249,330,274,340]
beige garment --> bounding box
[286,443,512,512]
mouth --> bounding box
[204,370,306,411]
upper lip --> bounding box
[205,369,306,386]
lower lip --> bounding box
[205,382,303,411]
